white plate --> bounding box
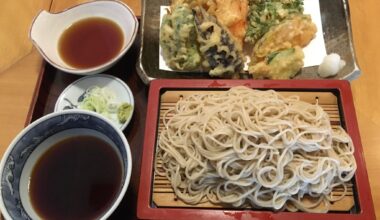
[55,74,134,130]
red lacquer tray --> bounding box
[137,79,375,220]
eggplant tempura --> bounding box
[194,7,245,77]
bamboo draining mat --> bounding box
[153,90,355,212]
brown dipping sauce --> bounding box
[58,17,124,69]
[29,135,123,220]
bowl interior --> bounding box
[20,128,123,219]
[30,1,138,74]
[0,111,131,220]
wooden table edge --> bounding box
[24,59,46,126]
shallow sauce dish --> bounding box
[54,74,135,130]
[0,110,132,219]
[30,0,138,75]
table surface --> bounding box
[0,0,380,219]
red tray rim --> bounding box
[137,79,375,220]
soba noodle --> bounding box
[156,86,356,212]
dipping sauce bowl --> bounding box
[30,0,138,75]
[0,110,132,219]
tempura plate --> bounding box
[136,0,360,84]
[137,79,374,220]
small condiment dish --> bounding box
[30,0,138,75]
[55,74,134,130]
[0,110,132,219]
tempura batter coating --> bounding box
[207,0,248,50]
[249,47,304,79]
[245,0,304,43]
[173,0,249,50]
[160,4,201,70]
[194,7,245,77]
[253,14,317,58]
[171,0,208,7]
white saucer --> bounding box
[55,74,134,130]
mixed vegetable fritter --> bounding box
[245,0,304,43]
[160,4,201,70]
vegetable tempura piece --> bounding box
[207,0,248,50]
[173,0,248,50]
[194,7,245,77]
[249,47,304,79]
[253,14,317,59]
[160,4,201,70]
[245,0,304,44]
[171,0,208,8]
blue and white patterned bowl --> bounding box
[0,110,132,220]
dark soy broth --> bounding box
[30,135,123,220]
[58,17,124,68]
